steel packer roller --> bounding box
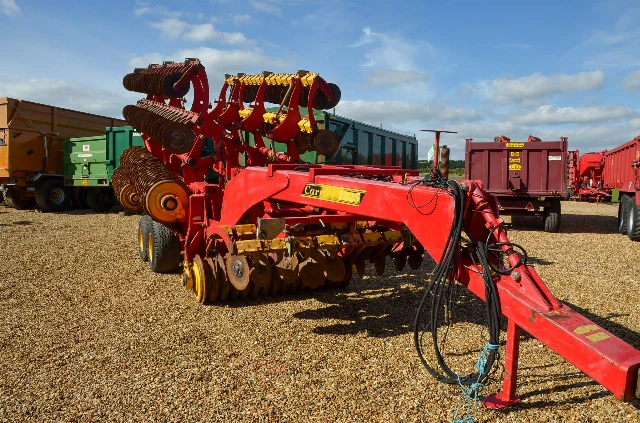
[118,58,640,414]
[111,166,143,214]
[117,146,189,224]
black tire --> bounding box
[86,188,115,212]
[543,199,561,233]
[35,179,71,212]
[627,198,640,241]
[138,215,153,261]
[148,220,182,273]
[618,194,630,234]
[73,187,89,209]
[4,187,36,210]
[0,191,4,204]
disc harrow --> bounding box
[116,57,640,409]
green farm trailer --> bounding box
[64,126,143,212]
[241,108,418,168]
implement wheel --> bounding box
[138,215,153,261]
[4,187,36,210]
[193,255,214,304]
[87,188,115,212]
[627,199,640,241]
[73,187,89,209]
[148,220,182,273]
[35,179,71,212]
[618,194,630,234]
[543,199,561,233]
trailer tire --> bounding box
[35,179,71,212]
[618,194,630,234]
[627,198,640,241]
[86,188,115,212]
[0,191,4,204]
[543,199,561,233]
[73,187,89,209]
[4,187,36,210]
[148,220,182,273]
[138,215,153,261]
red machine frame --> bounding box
[120,59,640,409]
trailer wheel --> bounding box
[73,187,89,209]
[35,179,71,212]
[148,220,182,273]
[138,215,153,261]
[618,194,630,234]
[543,199,561,233]
[86,188,115,212]
[4,187,36,210]
[627,198,640,241]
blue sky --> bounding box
[1,0,640,159]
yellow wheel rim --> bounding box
[139,228,144,254]
[193,260,202,299]
[148,233,153,262]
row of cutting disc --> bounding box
[240,83,341,110]
[123,72,190,98]
[123,105,194,154]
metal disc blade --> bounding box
[324,256,346,282]
[226,255,250,291]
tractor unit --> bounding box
[113,59,640,411]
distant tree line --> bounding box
[417,159,465,172]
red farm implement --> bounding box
[567,149,610,203]
[114,59,640,411]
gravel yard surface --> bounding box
[0,201,639,422]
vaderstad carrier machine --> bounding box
[113,59,640,410]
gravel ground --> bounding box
[0,201,639,422]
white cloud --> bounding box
[335,100,480,125]
[0,78,136,118]
[250,1,281,15]
[1,0,20,16]
[129,47,289,81]
[622,69,640,91]
[514,105,637,125]
[364,69,429,87]
[147,19,250,45]
[481,71,605,104]
[233,14,251,25]
[149,18,189,38]
[183,23,248,45]
[133,2,182,18]
[351,27,435,71]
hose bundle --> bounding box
[412,173,502,387]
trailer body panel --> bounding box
[64,126,143,187]
[0,97,126,187]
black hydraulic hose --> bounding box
[413,177,502,386]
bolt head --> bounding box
[511,271,521,282]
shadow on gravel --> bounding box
[506,213,619,234]
[11,220,35,225]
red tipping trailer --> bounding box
[603,136,640,240]
[464,136,568,232]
